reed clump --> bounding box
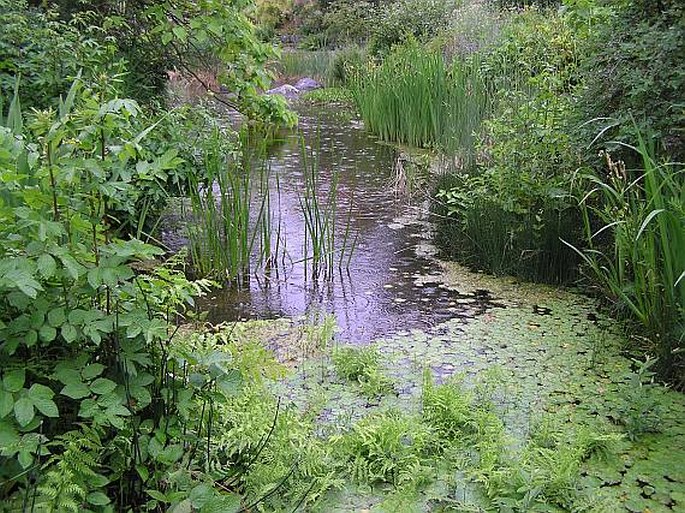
[187,129,277,284]
[351,42,490,160]
[568,135,685,382]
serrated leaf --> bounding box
[87,491,111,506]
[90,378,117,395]
[82,363,105,380]
[32,397,58,417]
[37,254,56,279]
[61,382,91,400]
[58,254,83,280]
[54,367,81,385]
[14,398,34,426]
[28,384,53,401]
[3,369,25,392]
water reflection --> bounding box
[199,104,497,343]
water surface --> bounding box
[199,104,498,342]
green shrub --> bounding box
[332,346,394,398]
[0,0,118,109]
[368,0,458,56]
[434,7,585,284]
[577,0,685,161]
[338,410,433,487]
[322,0,378,47]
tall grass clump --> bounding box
[434,171,582,283]
[568,135,685,382]
[187,129,276,283]
[275,50,337,84]
[351,42,490,161]
[298,139,357,279]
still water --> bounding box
[198,104,497,342]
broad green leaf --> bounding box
[146,489,168,503]
[217,370,243,396]
[61,323,77,343]
[190,483,214,508]
[0,389,13,418]
[39,324,57,342]
[0,419,19,446]
[82,363,105,380]
[28,384,53,401]
[25,329,38,347]
[169,499,192,513]
[90,378,117,395]
[172,26,187,42]
[54,367,81,385]
[36,254,56,279]
[61,382,91,400]
[14,397,34,426]
[17,449,33,469]
[87,491,111,506]
[57,253,84,280]
[3,369,25,392]
[200,494,241,513]
[47,307,66,328]
[29,384,58,417]
[87,268,101,289]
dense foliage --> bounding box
[0,0,295,509]
[278,0,684,380]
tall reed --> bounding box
[351,43,490,161]
[566,135,685,381]
[275,50,337,85]
[187,129,276,283]
[297,138,356,279]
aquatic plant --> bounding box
[351,42,490,161]
[566,134,685,382]
[297,138,357,278]
[332,346,394,398]
[187,129,278,283]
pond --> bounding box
[166,100,685,512]
[197,103,499,342]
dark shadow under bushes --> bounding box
[433,173,583,284]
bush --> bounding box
[0,0,119,109]
[369,0,458,56]
[434,7,585,284]
[577,0,685,161]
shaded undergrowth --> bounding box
[201,300,685,513]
